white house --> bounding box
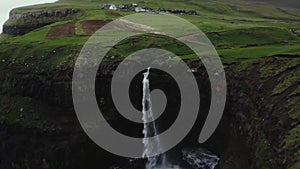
[135,7,146,12]
[109,4,117,10]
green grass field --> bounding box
[0,1,299,169]
[1,0,299,68]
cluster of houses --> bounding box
[158,8,197,15]
[101,3,198,15]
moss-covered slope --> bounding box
[0,0,299,168]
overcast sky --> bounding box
[0,0,57,33]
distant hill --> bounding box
[246,0,300,8]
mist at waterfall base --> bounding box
[110,68,219,169]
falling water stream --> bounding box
[142,68,158,161]
[142,67,178,169]
[141,67,220,169]
[110,68,220,169]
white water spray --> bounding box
[142,68,179,169]
[141,68,219,169]
[142,67,160,168]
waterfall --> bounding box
[142,67,178,169]
[141,67,219,169]
[142,67,161,168]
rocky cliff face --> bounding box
[0,52,299,169]
[227,55,300,169]
[3,8,82,35]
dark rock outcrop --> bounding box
[0,52,299,169]
[3,8,82,35]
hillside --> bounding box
[0,0,299,169]
[246,0,300,8]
